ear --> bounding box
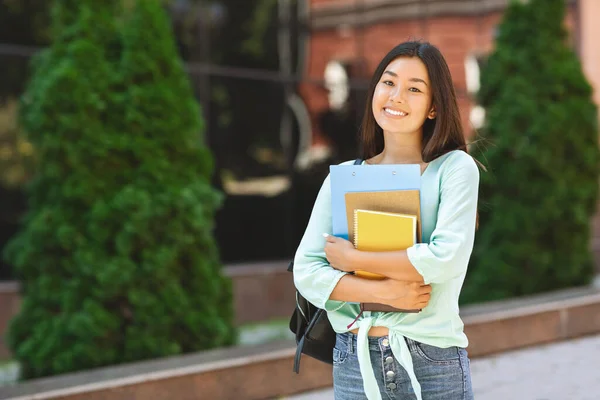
[428,107,437,119]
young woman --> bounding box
[293,41,479,400]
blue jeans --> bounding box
[333,332,474,400]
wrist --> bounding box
[371,279,392,304]
[346,247,360,271]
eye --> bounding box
[409,87,422,93]
[382,80,394,86]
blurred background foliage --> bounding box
[465,0,600,303]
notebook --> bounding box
[353,209,417,280]
[353,209,420,313]
[344,189,421,246]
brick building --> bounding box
[299,0,598,147]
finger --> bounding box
[412,296,429,307]
[420,285,432,294]
[322,233,337,243]
[414,287,429,296]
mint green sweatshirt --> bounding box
[293,150,480,400]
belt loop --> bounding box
[349,332,355,354]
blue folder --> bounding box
[329,164,421,240]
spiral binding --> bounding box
[353,208,359,248]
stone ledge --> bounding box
[0,340,333,400]
[464,290,600,357]
[1,285,599,400]
[0,341,305,400]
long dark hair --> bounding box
[359,41,467,162]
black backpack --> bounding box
[288,158,363,373]
[288,260,336,373]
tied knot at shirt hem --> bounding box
[354,317,423,400]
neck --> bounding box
[377,130,423,164]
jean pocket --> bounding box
[333,347,348,365]
[333,334,349,365]
[413,341,460,365]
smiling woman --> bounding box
[293,41,479,400]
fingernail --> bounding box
[322,233,329,238]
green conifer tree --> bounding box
[5,0,235,379]
[464,0,600,303]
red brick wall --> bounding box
[301,4,577,144]
[300,15,498,144]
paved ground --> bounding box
[282,333,600,400]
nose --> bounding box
[389,86,405,103]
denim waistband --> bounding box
[338,331,395,352]
[337,331,424,352]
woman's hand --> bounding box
[323,233,356,272]
[376,280,432,310]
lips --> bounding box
[384,107,408,117]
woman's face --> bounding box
[371,57,434,136]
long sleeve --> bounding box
[407,152,480,284]
[293,174,349,311]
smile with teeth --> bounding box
[384,108,407,117]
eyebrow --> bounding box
[382,70,428,86]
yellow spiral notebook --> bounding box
[345,190,421,245]
[353,209,417,280]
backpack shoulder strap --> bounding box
[353,158,364,165]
